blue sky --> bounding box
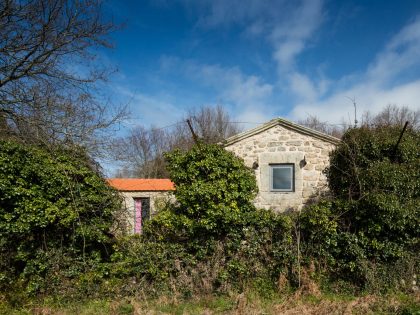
[102,0,420,130]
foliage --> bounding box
[301,126,420,289]
[109,209,294,297]
[326,126,419,258]
[0,141,122,294]
[3,126,419,301]
[115,135,416,295]
[327,126,419,200]
[108,144,294,296]
[163,143,258,236]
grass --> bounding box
[1,291,419,314]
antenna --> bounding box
[346,96,358,127]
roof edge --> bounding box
[107,178,175,191]
[222,118,341,146]
[114,189,174,192]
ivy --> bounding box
[0,141,122,294]
[163,143,258,237]
[301,126,420,289]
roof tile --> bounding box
[107,178,175,191]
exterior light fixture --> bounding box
[300,156,307,168]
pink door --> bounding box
[134,198,150,234]
[134,198,142,234]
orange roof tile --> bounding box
[107,178,175,191]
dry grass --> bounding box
[124,290,419,315]
[1,290,419,314]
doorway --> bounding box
[133,197,150,234]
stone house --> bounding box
[107,178,174,234]
[223,118,340,212]
[108,118,340,232]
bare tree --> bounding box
[187,104,241,144]
[113,105,241,178]
[297,115,346,138]
[298,105,419,141]
[361,105,419,129]
[112,126,172,178]
[0,0,125,155]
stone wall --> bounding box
[225,124,336,211]
[119,191,174,233]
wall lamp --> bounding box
[300,156,307,168]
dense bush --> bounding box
[3,126,418,301]
[110,209,294,297]
[300,126,420,290]
[327,126,419,200]
[107,144,295,295]
[0,141,122,294]
[163,143,258,237]
[116,133,419,295]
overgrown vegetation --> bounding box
[300,126,419,292]
[1,292,419,314]
[3,0,417,312]
[1,125,419,312]
[0,141,122,298]
[109,144,295,297]
[106,130,419,299]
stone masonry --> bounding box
[224,119,339,212]
[120,191,173,232]
[107,179,175,234]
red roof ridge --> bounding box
[107,178,175,191]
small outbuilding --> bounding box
[107,178,174,234]
[223,118,340,212]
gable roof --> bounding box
[107,178,175,191]
[223,118,341,146]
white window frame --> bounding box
[270,163,295,192]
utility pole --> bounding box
[392,121,409,162]
[186,119,200,146]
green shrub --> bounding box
[0,141,121,294]
[109,144,295,294]
[327,126,419,201]
[326,126,419,258]
[163,143,258,237]
[110,208,295,296]
[301,126,420,290]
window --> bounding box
[270,164,294,192]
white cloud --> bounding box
[176,0,326,110]
[270,0,324,70]
[289,72,319,102]
[119,3,420,129]
[367,15,420,84]
[186,63,274,108]
[287,15,420,124]
[185,0,324,70]
[290,80,420,123]
[285,70,332,104]
[112,57,276,128]
[160,57,275,121]
[187,0,279,29]
[164,0,328,121]
[192,63,277,122]
[114,86,183,128]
